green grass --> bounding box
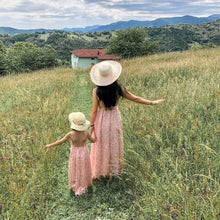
[0,47,219,219]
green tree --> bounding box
[6,42,38,72]
[6,42,58,74]
[0,40,7,75]
[37,45,58,68]
[106,27,158,58]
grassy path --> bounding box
[45,71,135,220]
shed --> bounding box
[70,48,120,69]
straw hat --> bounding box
[90,60,122,86]
[68,112,90,131]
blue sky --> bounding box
[0,0,219,29]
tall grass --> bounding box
[120,48,220,219]
[0,48,219,219]
[0,68,77,219]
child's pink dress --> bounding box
[68,144,92,195]
[90,106,123,179]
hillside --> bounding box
[146,19,220,51]
[0,27,53,35]
[0,19,219,62]
[0,48,219,219]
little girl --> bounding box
[45,112,96,195]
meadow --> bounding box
[0,47,219,219]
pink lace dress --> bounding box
[90,106,123,179]
[68,144,92,195]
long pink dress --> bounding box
[90,106,123,179]
[68,144,92,195]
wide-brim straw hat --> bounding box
[90,60,122,86]
[68,112,90,131]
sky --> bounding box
[0,0,220,29]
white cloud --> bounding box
[0,0,219,29]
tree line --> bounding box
[0,19,219,75]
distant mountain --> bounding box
[0,14,220,35]
[62,25,101,33]
[0,27,54,35]
[90,14,220,32]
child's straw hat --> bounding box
[68,112,90,131]
[90,60,122,86]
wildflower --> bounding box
[158,152,161,155]
[0,204,2,211]
[126,178,130,181]
[206,106,210,110]
[166,204,171,211]
[10,167,13,173]
[172,212,178,219]
[4,154,8,160]
[23,153,30,159]
[181,144,186,149]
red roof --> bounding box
[70,48,120,60]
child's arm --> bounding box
[87,132,96,143]
[45,132,71,148]
[121,86,165,105]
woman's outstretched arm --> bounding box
[121,86,165,105]
[45,132,71,148]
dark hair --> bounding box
[96,80,124,109]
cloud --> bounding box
[0,0,219,29]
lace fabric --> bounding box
[91,106,123,179]
[68,144,92,195]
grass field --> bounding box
[0,47,219,219]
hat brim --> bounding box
[90,60,122,86]
[70,120,90,131]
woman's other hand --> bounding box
[153,99,165,105]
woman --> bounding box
[90,60,164,179]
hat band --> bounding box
[72,119,86,126]
[99,69,112,77]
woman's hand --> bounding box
[153,99,165,105]
[90,126,95,134]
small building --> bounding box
[70,48,120,69]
